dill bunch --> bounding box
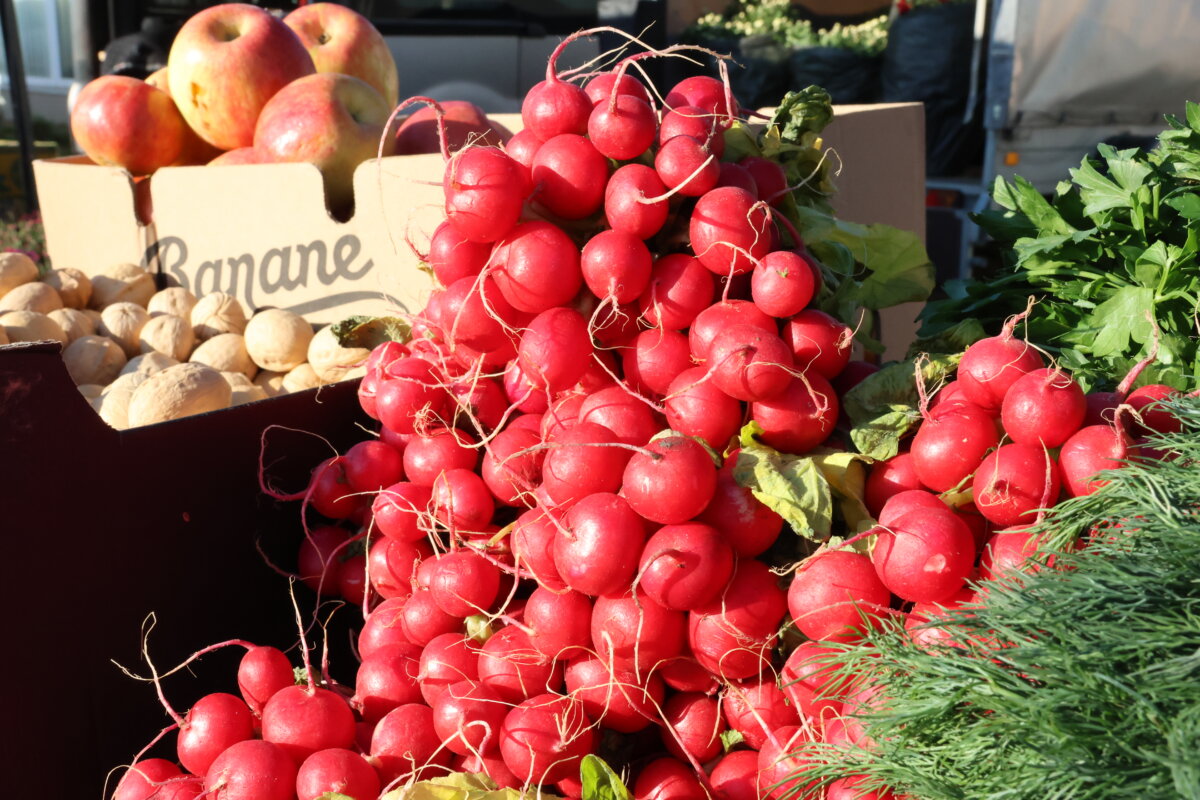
[802,396,1200,800]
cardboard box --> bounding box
[34,105,925,346]
[0,340,370,798]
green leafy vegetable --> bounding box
[331,314,411,350]
[922,105,1200,391]
[580,755,631,800]
[843,352,961,460]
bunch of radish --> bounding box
[109,30,1192,800]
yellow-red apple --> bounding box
[167,3,314,150]
[145,67,223,165]
[253,73,395,214]
[284,2,399,108]
[208,147,270,166]
[70,75,187,175]
[394,100,509,155]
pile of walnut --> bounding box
[0,252,367,428]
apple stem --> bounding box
[382,95,449,162]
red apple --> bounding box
[145,67,224,166]
[167,3,315,150]
[208,147,270,166]
[253,72,395,213]
[284,2,399,108]
[395,100,509,155]
[70,75,187,175]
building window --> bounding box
[0,0,74,89]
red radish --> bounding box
[370,703,452,783]
[661,691,725,763]
[504,128,542,182]
[517,307,592,394]
[589,94,657,160]
[706,324,795,402]
[788,550,893,640]
[403,428,479,487]
[665,76,739,123]
[659,104,725,157]
[578,385,661,447]
[401,587,463,645]
[654,134,721,197]
[827,776,897,800]
[531,133,609,219]
[1001,367,1087,447]
[781,309,853,379]
[639,253,715,331]
[710,750,759,800]
[753,724,820,800]
[204,740,297,800]
[831,359,881,398]
[978,527,1046,582]
[580,230,653,304]
[1084,391,1121,427]
[622,436,718,525]
[1126,384,1183,434]
[427,220,492,286]
[1059,422,1130,497]
[444,146,529,243]
[113,759,190,800]
[458,750,522,789]
[931,379,971,411]
[307,457,358,519]
[525,586,593,661]
[511,507,568,590]
[448,375,507,431]
[418,633,481,706]
[177,692,255,775]
[566,654,663,733]
[297,525,349,595]
[429,549,501,616]
[521,54,592,140]
[433,680,508,756]
[973,443,1061,526]
[906,586,976,649]
[664,367,743,451]
[592,588,687,674]
[864,452,923,517]
[441,275,522,353]
[698,457,784,557]
[779,641,851,722]
[605,163,670,239]
[658,654,720,695]
[491,220,583,313]
[688,299,776,363]
[689,187,773,276]
[377,357,449,436]
[638,522,734,611]
[585,71,651,105]
[431,467,494,530]
[878,488,946,526]
[372,482,433,542]
[722,677,801,751]
[872,508,975,603]
[958,321,1044,413]
[623,329,694,398]
[367,537,431,600]
[503,358,550,413]
[237,646,294,716]
[740,156,787,205]
[342,440,405,493]
[499,693,596,785]
[481,425,544,506]
[910,401,1000,492]
[751,250,817,317]
[359,598,412,659]
[633,757,706,800]
[750,373,839,454]
[689,559,787,680]
[718,162,759,194]
[295,748,380,800]
[261,685,356,765]
[540,421,632,508]
[478,625,563,703]
[557,492,647,596]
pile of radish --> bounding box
[106,31,1186,800]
